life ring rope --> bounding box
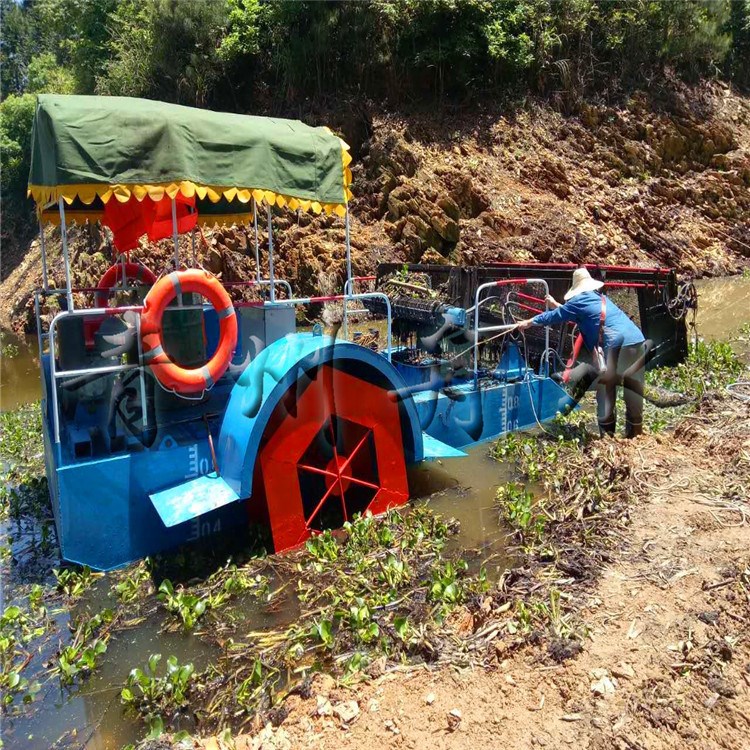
[96,261,156,308]
[140,269,238,395]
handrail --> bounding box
[275,292,392,362]
[472,278,550,386]
[48,306,146,444]
[342,276,378,339]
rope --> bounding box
[443,326,518,365]
[726,381,750,403]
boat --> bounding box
[27,94,691,570]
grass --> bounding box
[643,339,747,432]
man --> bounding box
[517,267,646,438]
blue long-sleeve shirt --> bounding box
[532,291,644,352]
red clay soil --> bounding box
[2,80,749,335]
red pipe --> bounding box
[603,281,661,289]
[514,291,546,304]
[484,261,672,274]
[509,301,544,314]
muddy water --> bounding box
[0,333,41,411]
[694,275,750,358]
[2,275,749,749]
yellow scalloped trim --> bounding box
[29,140,353,217]
[29,181,348,217]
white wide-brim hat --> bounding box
[564,267,604,300]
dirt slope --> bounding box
[205,396,750,750]
[2,80,749,335]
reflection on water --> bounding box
[694,276,750,359]
[0,333,41,412]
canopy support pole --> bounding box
[58,198,73,310]
[267,204,275,303]
[345,206,353,288]
[39,221,49,292]
[252,198,261,284]
[343,205,353,340]
[171,198,179,270]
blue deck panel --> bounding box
[413,376,574,448]
[421,432,468,460]
[150,473,239,528]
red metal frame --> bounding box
[485,261,673,274]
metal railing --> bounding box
[472,278,550,386]
[48,306,147,444]
[278,292,393,362]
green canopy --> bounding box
[29,95,352,215]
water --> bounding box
[2,274,749,748]
[694,275,750,359]
[1,333,42,412]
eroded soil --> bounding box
[2,80,749,335]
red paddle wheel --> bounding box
[250,362,410,552]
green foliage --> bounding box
[429,559,468,605]
[26,53,75,94]
[121,653,195,727]
[54,609,113,684]
[113,560,153,603]
[727,0,750,88]
[496,481,546,543]
[0,93,36,234]
[157,579,208,630]
[97,0,230,106]
[54,565,100,599]
[0,601,46,705]
[158,563,268,630]
[647,339,746,399]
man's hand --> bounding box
[545,294,561,309]
[517,318,534,331]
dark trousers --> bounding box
[596,343,645,438]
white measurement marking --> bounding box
[187,517,222,542]
[185,443,210,480]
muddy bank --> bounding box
[187,393,750,750]
[2,80,749,336]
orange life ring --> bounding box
[96,261,157,308]
[140,269,238,394]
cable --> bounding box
[517,328,552,435]
[726,381,750,403]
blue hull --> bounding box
[42,332,574,570]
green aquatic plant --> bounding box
[158,563,269,630]
[643,339,747,432]
[0,603,45,705]
[429,559,468,606]
[190,506,478,724]
[121,653,195,726]
[497,482,547,545]
[53,565,100,599]
[157,579,208,630]
[647,339,746,401]
[113,560,153,602]
[305,530,339,564]
[53,608,114,685]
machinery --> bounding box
[28,95,689,570]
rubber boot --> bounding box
[598,418,616,438]
[624,420,643,439]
